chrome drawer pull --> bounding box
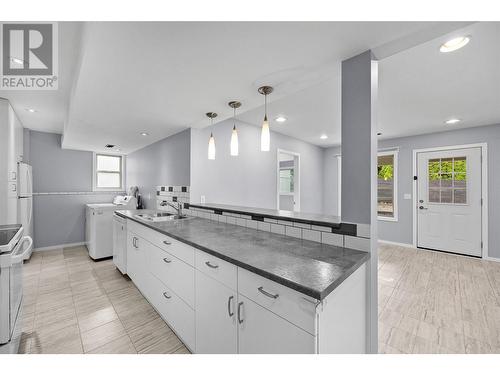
[227,296,234,317]
[163,292,171,299]
[163,240,172,245]
[237,302,244,324]
[163,258,172,263]
[258,286,279,299]
[205,261,219,269]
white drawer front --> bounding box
[147,240,195,308]
[237,267,318,335]
[149,274,195,351]
[195,250,237,291]
[128,219,195,265]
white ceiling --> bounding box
[1,22,498,152]
[58,21,443,153]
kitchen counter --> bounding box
[188,203,343,228]
[116,209,369,300]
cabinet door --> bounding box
[195,270,238,354]
[126,232,145,289]
[237,295,315,354]
[113,218,126,273]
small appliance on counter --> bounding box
[0,224,33,354]
[85,190,138,260]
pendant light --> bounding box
[206,112,217,160]
[228,101,241,156]
[258,86,273,151]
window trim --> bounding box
[377,149,398,222]
[92,152,126,192]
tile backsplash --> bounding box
[156,185,190,213]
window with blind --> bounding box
[93,154,124,190]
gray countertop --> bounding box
[116,209,369,300]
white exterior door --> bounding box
[417,147,482,256]
[195,270,238,353]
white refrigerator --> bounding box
[18,162,33,259]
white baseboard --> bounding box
[378,239,416,249]
[33,242,86,252]
[485,256,500,263]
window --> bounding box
[378,150,398,221]
[428,157,467,204]
[279,168,294,193]
[93,153,124,191]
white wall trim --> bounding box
[411,142,488,259]
[378,239,416,249]
[485,256,500,263]
[33,241,86,252]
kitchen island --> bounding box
[114,209,369,354]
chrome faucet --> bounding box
[160,200,183,216]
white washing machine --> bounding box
[85,196,136,260]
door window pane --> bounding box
[427,156,467,204]
[279,169,294,193]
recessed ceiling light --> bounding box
[445,118,461,125]
[140,132,149,136]
[26,108,36,113]
[440,36,470,53]
[10,57,24,65]
[320,134,328,140]
[275,116,287,123]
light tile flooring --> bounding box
[378,243,500,354]
[19,245,190,354]
[18,243,500,354]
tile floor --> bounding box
[18,243,500,354]
[19,245,190,354]
[378,243,500,354]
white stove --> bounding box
[0,224,33,354]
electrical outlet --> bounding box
[201,195,206,204]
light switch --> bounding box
[404,193,412,200]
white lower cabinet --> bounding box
[123,220,367,354]
[195,270,238,353]
[237,294,315,354]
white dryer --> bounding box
[85,196,136,260]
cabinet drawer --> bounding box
[147,240,195,308]
[238,268,318,335]
[128,220,194,265]
[149,274,195,351]
[195,250,237,291]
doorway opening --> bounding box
[277,149,300,212]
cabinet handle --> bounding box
[163,257,172,263]
[163,240,172,245]
[163,292,171,299]
[237,302,244,324]
[205,261,219,269]
[132,237,136,248]
[258,286,279,299]
[227,296,234,317]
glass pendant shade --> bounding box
[230,125,239,156]
[261,116,270,152]
[208,133,216,160]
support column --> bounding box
[341,50,378,353]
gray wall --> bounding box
[126,129,191,209]
[190,119,325,214]
[30,131,118,248]
[378,123,500,259]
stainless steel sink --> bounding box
[134,212,190,222]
